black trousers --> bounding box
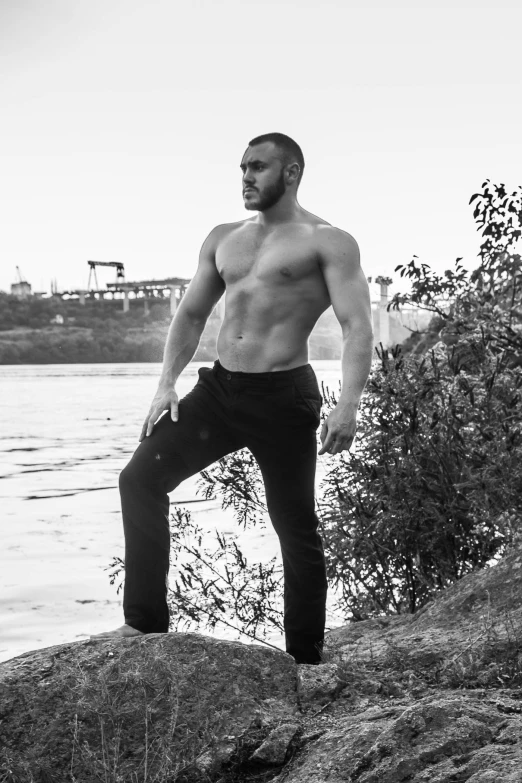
[119,359,327,664]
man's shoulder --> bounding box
[301,211,357,245]
[207,219,253,242]
[313,222,356,242]
[314,223,358,250]
[311,223,360,268]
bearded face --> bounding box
[243,166,287,212]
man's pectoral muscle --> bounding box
[214,219,331,373]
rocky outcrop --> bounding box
[281,693,522,782]
[280,547,522,783]
[326,544,522,686]
[1,548,522,782]
[0,634,298,782]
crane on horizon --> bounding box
[15,266,27,284]
[86,260,126,291]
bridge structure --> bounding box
[54,270,436,345]
[106,277,191,316]
[57,276,191,316]
[368,276,440,347]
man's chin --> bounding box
[243,200,259,211]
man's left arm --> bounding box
[317,227,374,455]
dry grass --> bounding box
[321,608,522,700]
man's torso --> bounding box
[214,212,333,372]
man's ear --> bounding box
[286,162,300,185]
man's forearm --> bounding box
[158,311,206,389]
[338,327,374,409]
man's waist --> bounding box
[213,358,315,385]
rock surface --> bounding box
[0,633,297,781]
[250,722,299,765]
[1,548,522,782]
[279,693,522,782]
[297,662,346,706]
[326,544,522,678]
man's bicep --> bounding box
[319,229,372,333]
[178,228,225,323]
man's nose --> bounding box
[243,170,255,185]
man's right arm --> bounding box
[140,226,226,440]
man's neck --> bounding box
[256,197,302,228]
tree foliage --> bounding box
[320,342,521,617]
[168,507,283,644]
[0,294,219,363]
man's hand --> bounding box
[139,386,179,441]
[319,403,357,455]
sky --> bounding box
[1,0,521,298]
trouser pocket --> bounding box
[292,378,322,426]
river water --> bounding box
[0,361,344,662]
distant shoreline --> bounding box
[0,324,343,364]
[0,324,214,364]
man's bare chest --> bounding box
[215,230,320,286]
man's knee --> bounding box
[119,462,141,496]
[119,450,189,497]
[118,457,159,495]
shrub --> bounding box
[319,342,522,617]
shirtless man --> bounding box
[93,132,374,664]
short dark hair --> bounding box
[248,132,305,184]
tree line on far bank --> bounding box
[0,296,220,364]
[0,288,347,364]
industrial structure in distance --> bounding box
[9,262,429,348]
